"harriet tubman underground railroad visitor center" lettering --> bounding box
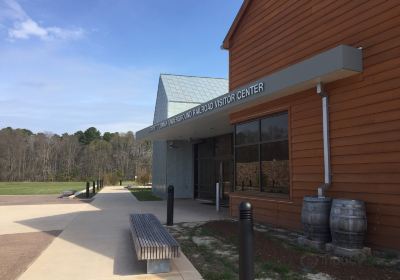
[150,82,264,132]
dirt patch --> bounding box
[0,230,61,280]
[0,195,91,206]
[204,220,400,280]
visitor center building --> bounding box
[137,0,400,250]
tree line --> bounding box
[0,127,152,184]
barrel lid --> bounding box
[303,195,332,202]
[332,198,365,207]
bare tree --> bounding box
[0,127,152,182]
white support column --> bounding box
[216,182,220,212]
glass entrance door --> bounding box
[195,139,215,200]
[194,134,233,204]
[215,159,233,206]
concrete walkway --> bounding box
[0,202,94,235]
[18,186,227,280]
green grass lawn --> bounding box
[122,180,139,186]
[129,188,162,201]
[0,182,85,195]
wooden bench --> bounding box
[129,213,180,274]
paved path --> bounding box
[0,203,95,235]
[0,195,96,280]
[18,186,225,280]
[0,195,91,206]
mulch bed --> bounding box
[0,230,61,280]
[205,220,400,280]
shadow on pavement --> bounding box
[15,186,227,277]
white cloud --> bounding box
[1,0,84,41]
[9,18,47,39]
[0,0,27,21]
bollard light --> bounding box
[239,201,254,280]
[167,185,174,226]
[86,181,90,198]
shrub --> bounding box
[103,172,120,185]
[137,174,150,185]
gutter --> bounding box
[317,83,331,197]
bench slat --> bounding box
[129,213,180,260]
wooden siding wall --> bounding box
[227,0,400,250]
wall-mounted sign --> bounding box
[150,82,265,132]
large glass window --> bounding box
[235,111,290,197]
[235,120,259,145]
[235,145,259,192]
[261,113,288,141]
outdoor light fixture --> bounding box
[167,141,178,149]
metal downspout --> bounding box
[317,83,331,197]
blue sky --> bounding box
[0,0,242,134]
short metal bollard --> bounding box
[92,181,96,194]
[216,182,220,212]
[239,201,254,280]
[167,185,174,226]
[86,181,90,198]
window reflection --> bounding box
[235,145,259,192]
[261,142,289,194]
[235,120,259,145]
[235,111,290,197]
[261,113,288,141]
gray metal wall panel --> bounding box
[153,79,169,124]
[152,141,167,199]
[152,140,194,199]
[166,141,193,199]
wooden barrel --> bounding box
[301,196,332,243]
[330,199,367,249]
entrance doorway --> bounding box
[194,134,233,205]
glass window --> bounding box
[235,145,259,192]
[260,141,289,161]
[260,142,289,195]
[235,120,259,145]
[235,111,290,197]
[215,134,232,157]
[261,113,288,142]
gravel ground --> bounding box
[168,220,400,280]
[0,231,61,280]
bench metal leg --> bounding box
[146,259,171,274]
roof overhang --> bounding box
[136,45,363,141]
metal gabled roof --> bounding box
[160,74,228,103]
[153,74,228,123]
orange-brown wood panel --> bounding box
[226,0,400,250]
[230,194,302,230]
[229,0,400,89]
